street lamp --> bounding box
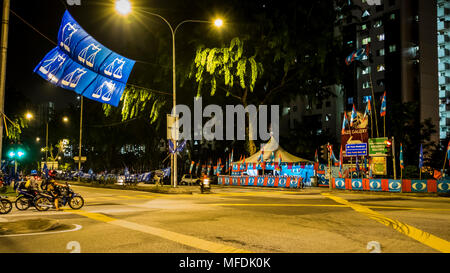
[115,0,223,187]
[62,116,69,123]
[25,112,33,120]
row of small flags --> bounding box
[341,91,386,133]
[343,43,386,133]
[189,149,290,176]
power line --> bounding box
[10,9,57,46]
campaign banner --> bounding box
[35,10,135,107]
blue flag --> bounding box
[380,91,387,117]
[419,144,423,169]
[34,10,135,107]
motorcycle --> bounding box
[15,188,41,211]
[0,195,12,214]
[34,182,84,211]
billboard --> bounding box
[341,111,369,163]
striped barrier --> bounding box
[217,175,302,189]
[218,175,450,194]
[330,178,450,194]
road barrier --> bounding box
[218,175,450,194]
[331,178,450,194]
[218,175,303,188]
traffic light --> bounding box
[320,144,328,161]
[385,138,392,154]
[17,150,25,159]
[7,151,15,158]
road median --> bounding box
[64,181,198,194]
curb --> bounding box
[63,181,197,195]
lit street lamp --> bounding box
[115,0,223,187]
[25,112,33,120]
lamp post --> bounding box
[0,0,10,166]
[115,0,223,187]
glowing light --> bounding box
[63,116,69,123]
[214,18,223,27]
[115,0,132,16]
[25,112,33,120]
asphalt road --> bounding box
[0,185,449,253]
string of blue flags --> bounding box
[34,10,135,107]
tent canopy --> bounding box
[234,136,310,163]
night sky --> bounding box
[4,0,240,109]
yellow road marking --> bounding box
[210,203,347,208]
[117,195,137,199]
[209,203,450,212]
[321,193,450,253]
[66,209,250,253]
[136,195,157,199]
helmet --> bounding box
[30,170,37,175]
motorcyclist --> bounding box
[46,170,63,210]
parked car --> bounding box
[180,174,201,185]
[116,175,126,185]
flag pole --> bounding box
[442,152,447,178]
[369,69,379,138]
[370,103,373,138]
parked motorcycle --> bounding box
[15,188,41,211]
[0,195,12,214]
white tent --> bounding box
[234,136,310,163]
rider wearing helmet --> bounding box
[47,178,63,211]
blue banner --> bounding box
[35,10,135,107]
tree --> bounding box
[187,0,342,155]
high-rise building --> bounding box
[437,0,450,140]
[341,0,439,142]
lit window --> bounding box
[378,49,385,56]
[390,13,396,20]
[348,97,354,104]
[377,33,385,41]
[362,10,371,18]
[363,82,371,89]
[389,44,396,52]
[377,64,385,72]
[362,24,367,30]
[374,20,383,28]
[362,37,371,45]
[362,67,371,75]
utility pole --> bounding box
[392,136,397,180]
[327,142,332,190]
[78,97,83,182]
[0,0,10,165]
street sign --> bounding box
[41,161,58,170]
[368,137,388,156]
[345,143,367,156]
[73,156,87,163]
[166,114,179,140]
[371,156,387,175]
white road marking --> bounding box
[0,224,82,237]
